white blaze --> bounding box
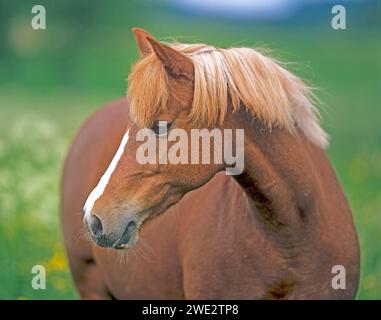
[83,129,130,220]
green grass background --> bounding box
[0,0,380,299]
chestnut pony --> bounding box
[61,28,360,299]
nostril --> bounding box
[116,220,138,247]
[90,215,103,238]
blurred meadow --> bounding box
[0,0,380,299]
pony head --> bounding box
[83,28,328,250]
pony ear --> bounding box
[131,27,154,56]
[146,37,194,80]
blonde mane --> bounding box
[127,42,329,148]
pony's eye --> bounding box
[151,121,171,136]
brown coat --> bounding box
[61,98,360,299]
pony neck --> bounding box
[224,108,322,236]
